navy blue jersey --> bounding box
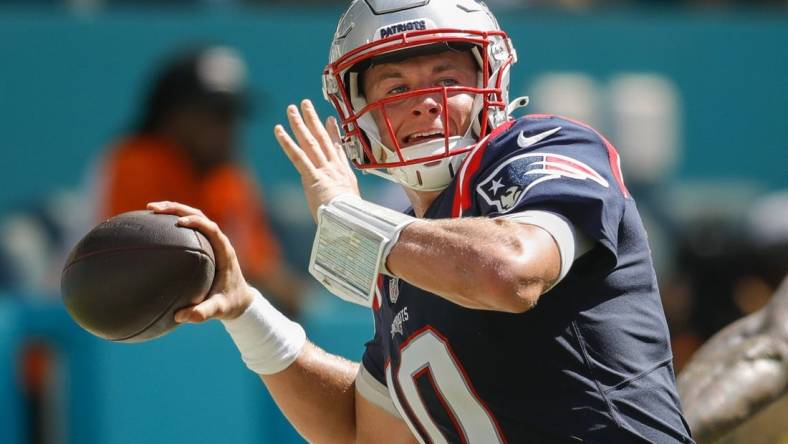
[361,115,693,443]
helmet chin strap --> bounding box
[367,133,478,191]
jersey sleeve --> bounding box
[498,210,592,285]
[473,117,628,262]
[355,365,400,417]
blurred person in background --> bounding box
[677,191,788,444]
[92,45,305,316]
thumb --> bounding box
[175,295,228,323]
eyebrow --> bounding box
[370,62,460,86]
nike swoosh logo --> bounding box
[517,126,562,148]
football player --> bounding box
[150,1,694,442]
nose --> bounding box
[411,93,442,117]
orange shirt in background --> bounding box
[96,135,282,279]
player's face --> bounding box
[362,50,478,153]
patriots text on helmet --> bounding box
[378,20,427,39]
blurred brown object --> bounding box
[677,191,788,443]
[678,276,788,443]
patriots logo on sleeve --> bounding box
[477,153,610,213]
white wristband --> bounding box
[221,287,306,375]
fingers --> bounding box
[286,102,329,166]
[274,124,319,177]
[176,214,236,267]
[147,201,206,218]
[148,202,236,268]
[325,116,349,162]
[325,115,341,144]
[300,99,338,161]
[275,99,345,175]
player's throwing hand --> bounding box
[274,99,360,221]
[150,200,307,377]
[147,201,255,323]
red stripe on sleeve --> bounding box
[527,114,630,198]
[544,155,605,182]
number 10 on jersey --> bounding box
[386,327,505,444]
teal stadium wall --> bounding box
[1,6,787,444]
[0,7,786,212]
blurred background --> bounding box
[1,1,787,443]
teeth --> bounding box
[407,131,444,142]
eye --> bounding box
[387,85,408,95]
[438,78,460,87]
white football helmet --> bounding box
[323,0,517,191]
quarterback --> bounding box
[151,0,694,442]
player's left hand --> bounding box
[274,99,360,222]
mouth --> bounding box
[401,129,447,147]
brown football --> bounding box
[61,210,215,343]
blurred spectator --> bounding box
[91,45,306,316]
